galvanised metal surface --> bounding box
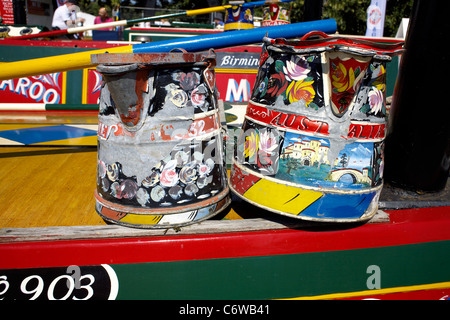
[93,51,230,228]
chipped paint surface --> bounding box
[230,36,402,222]
[94,52,229,228]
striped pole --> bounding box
[0,19,337,81]
[7,0,295,41]
[0,103,99,111]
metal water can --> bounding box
[230,32,403,222]
[224,3,254,31]
[261,3,290,27]
[93,51,230,228]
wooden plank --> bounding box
[0,210,389,243]
[0,146,105,228]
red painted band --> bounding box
[246,102,386,139]
[0,206,449,269]
[246,102,330,135]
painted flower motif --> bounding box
[179,162,197,185]
[101,177,110,192]
[191,86,206,107]
[279,9,288,20]
[174,151,189,168]
[372,64,387,92]
[244,9,253,21]
[136,188,149,206]
[284,56,309,81]
[150,185,166,202]
[185,183,199,197]
[197,176,212,189]
[258,130,279,154]
[168,185,183,200]
[331,62,359,93]
[205,158,215,171]
[160,167,179,187]
[142,171,160,188]
[198,164,211,177]
[110,182,120,197]
[106,162,120,181]
[112,179,138,199]
[244,130,259,159]
[177,72,200,91]
[267,71,288,97]
[170,89,188,108]
[286,80,315,105]
[256,130,280,172]
[258,77,269,96]
[193,151,204,163]
[368,88,384,115]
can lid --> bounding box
[91,51,216,67]
[264,32,405,57]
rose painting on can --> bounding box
[252,52,324,110]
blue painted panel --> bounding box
[0,125,96,145]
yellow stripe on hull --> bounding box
[282,281,450,300]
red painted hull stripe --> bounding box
[0,207,449,269]
[337,287,450,300]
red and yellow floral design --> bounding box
[329,57,370,115]
[287,80,315,105]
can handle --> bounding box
[300,31,330,41]
[300,30,357,47]
[169,48,188,53]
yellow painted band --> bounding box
[215,68,258,74]
[243,178,323,215]
[224,23,254,31]
[0,45,133,81]
[81,68,89,105]
[61,71,67,104]
[119,213,163,226]
[281,281,450,300]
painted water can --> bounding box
[92,51,230,228]
[224,3,254,31]
[261,4,290,27]
[230,32,404,222]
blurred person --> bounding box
[94,7,114,31]
[214,12,224,29]
[52,0,84,30]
